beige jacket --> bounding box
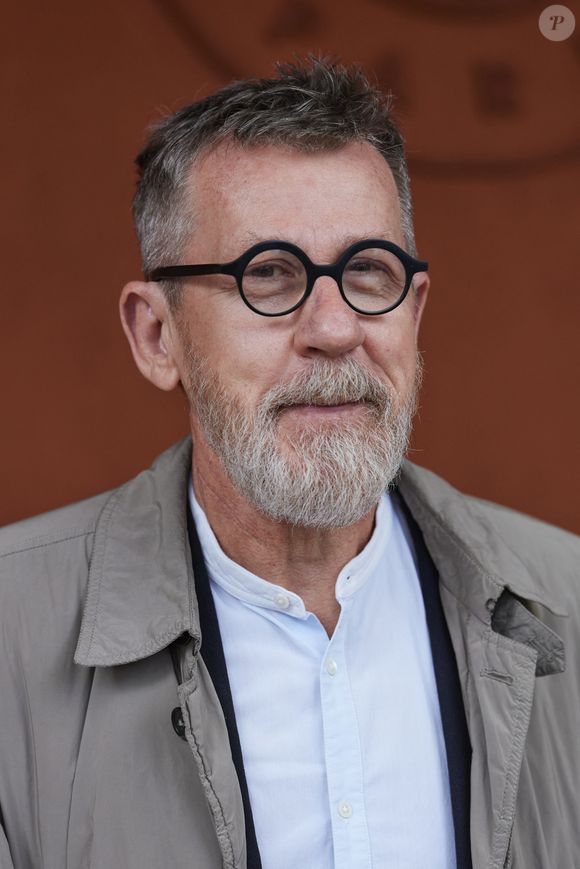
[0,437,578,869]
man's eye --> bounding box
[347,259,383,273]
[247,263,283,279]
[245,260,299,281]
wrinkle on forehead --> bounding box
[190,139,399,205]
[183,140,404,260]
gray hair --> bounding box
[133,56,417,308]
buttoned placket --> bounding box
[318,593,372,869]
[203,563,380,867]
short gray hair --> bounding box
[133,56,417,308]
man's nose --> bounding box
[292,275,365,358]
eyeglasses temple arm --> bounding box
[148,263,233,282]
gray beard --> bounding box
[182,346,422,529]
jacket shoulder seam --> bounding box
[0,527,95,560]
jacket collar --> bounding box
[397,461,568,620]
[75,438,200,666]
[75,437,567,668]
[397,462,567,678]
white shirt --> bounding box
[189,483,456,869]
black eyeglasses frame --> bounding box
[148,239,429,317]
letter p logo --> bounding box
[539,5,576,40]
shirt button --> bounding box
[338,800,353,819]
[274,593,290,610]
[325,657,338,676]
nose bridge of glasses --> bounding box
[308,261,344,293]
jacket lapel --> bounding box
[398,462,566,869]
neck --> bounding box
[190,442,377,636]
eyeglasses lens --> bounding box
[242,250,306,314]
[342,248,406,313]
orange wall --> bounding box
[2,0,579,532]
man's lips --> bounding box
[280,401,365,417]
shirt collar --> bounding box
[188,479,393,617]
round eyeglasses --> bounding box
[149,239,429,317]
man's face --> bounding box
[173,141,429,528]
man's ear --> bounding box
[411,272,430,340]
[119,281,182,392]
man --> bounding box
[0,58,578,869]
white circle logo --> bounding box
[539,5,576,40]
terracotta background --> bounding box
[2,0,579,532]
